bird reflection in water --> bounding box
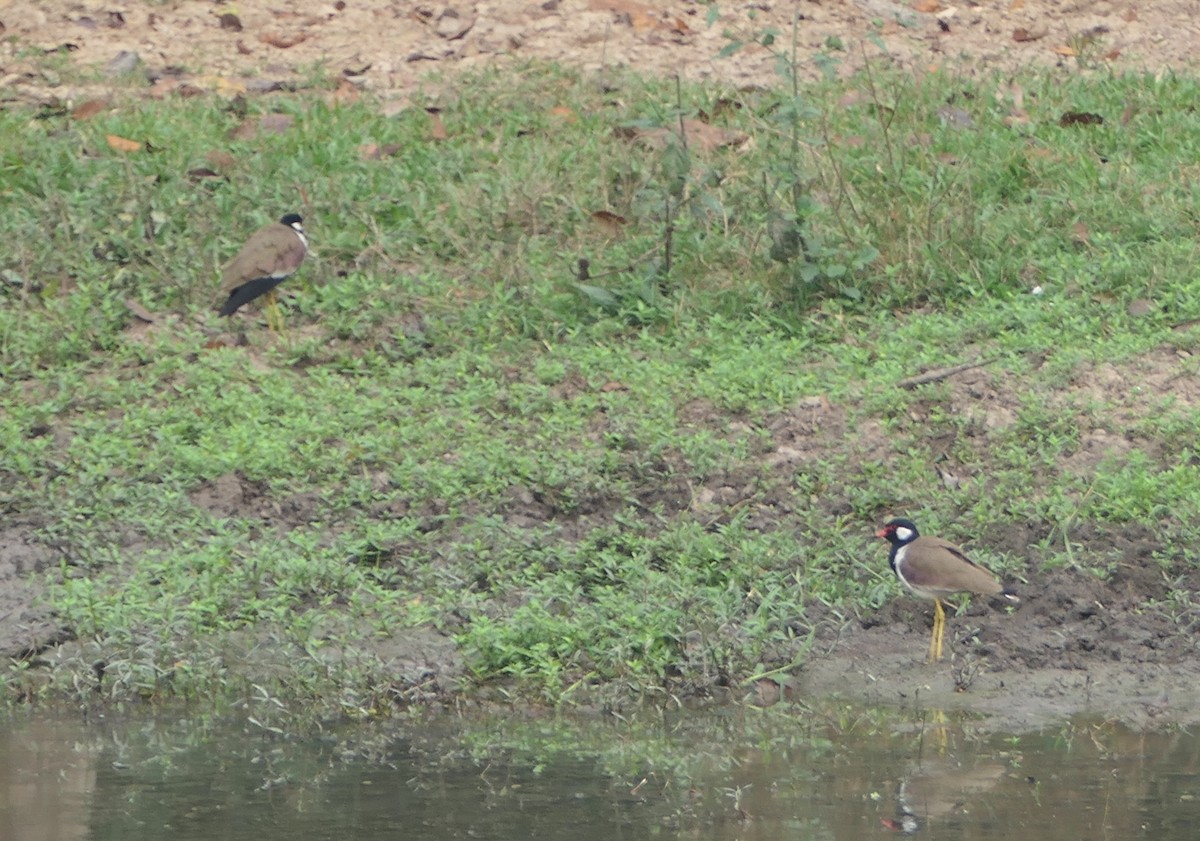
[881,716,1008,832]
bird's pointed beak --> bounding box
[876,528,888,539]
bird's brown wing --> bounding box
[220,225,304,294]
[903,536,1004,597]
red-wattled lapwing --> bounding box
[877,518,1019,663]
[217,213,307,331]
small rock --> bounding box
[937,105,973,129]
[1126,298,1156,317]
[435,8,476,40]
[105,50,140,77]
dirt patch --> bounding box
[0,521,74,661]
[2,1,1197,107]
[190,470,326,528]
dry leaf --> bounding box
[1053,45,1078,57]
[229,113,293,140]
[71,98,109,120]
[1012,27,1045,42]
[998,82,1027,126]
[549,105,577,121]
[591,210,628,235]
[912,0,940,12]
[193,75,247,95]
[147,78,178,98]
[1059,111,1103,126]
[588,0,662,32]
[106,134,142,153]
[260,113,294,133]
[358,143,402,161]
[206,150,236,169]
[217,76,247,95]
[259,31,307,48]
[187,167,222,181]
[125,299,155,322]
[936,465,961,491]
[1009,0,1024,8]
[333,77,359,101]
[427,110,448,141]
[626,119,747,153]
[996,80,1030,127]
[1070,221,1090,245]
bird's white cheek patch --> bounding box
[894,526,914,542]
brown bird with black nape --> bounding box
[877,518,1019,663]
[217,213,307,331]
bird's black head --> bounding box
[877,518,919,546]
[279,213,304,229]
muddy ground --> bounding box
[3,0,1200,729]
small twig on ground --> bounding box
[895,359,996,390]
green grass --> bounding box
[3,58,1200,711]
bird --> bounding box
[217,213,307,331]
[876,518,1018,663]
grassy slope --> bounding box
[2,60,1199,711]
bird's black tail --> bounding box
[217,276,286,316]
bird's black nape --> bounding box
[279,213,303,227]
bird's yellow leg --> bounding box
[264,289,286,334]
[929,598,946,663]
[932,708,949,753]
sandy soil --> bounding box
[3,0,1200,727]
[3,0,1199,105]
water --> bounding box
[1,707,1197,840]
